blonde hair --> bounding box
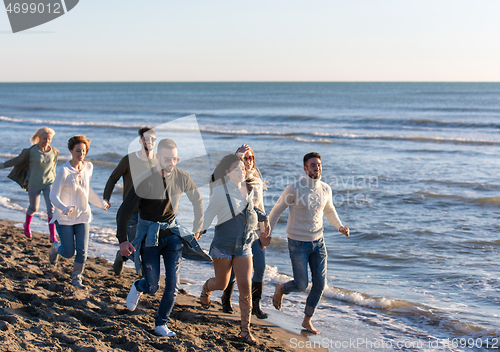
[236,145,267,191]
[30,127,55,145]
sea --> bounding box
[0,82,499,351]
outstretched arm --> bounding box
[116,187,140,245]
[268,184,295,231]
[324,190,349,237]
[254,207,270,239]
[103,156,129,203]
[1,148,30,169]
[89,186,110,210]
[185,186,204,238]
[201,188,224,234]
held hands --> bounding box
[339,226,350,237]
[103,199,110,211]
[120,241,136,257]
[259,236,272,248]
[259,220,272,248]
[194,229,207,240]
[260,219,271,238]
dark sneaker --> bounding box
[113,250,125,276]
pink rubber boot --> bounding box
[48,217,58,243]
[24,214,33,239]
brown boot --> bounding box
[72,262,88,290]
[200,279,212,309]
[239,293,257,345]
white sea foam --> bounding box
[0,196,26,212]
[0,115,136,129]
[265,264,499,344]
[202,127,500,146]
[0,115,204,133]
[0,152,18,159]
[3,115,499,146]
[89,225,117,245]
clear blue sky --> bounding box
[1,0,499,82]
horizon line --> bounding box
[1,81,499,84]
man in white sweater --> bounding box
[269,152,349,335]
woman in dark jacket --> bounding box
[0,127,59,242]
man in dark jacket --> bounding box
[116,138,203,337]
[104,127,157,275]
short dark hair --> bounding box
[138,126,155,138]
[68,135,90,156]
[157,138,177,151]
[303,152,321,166]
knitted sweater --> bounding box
[269,175,343,242]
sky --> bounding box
[1,0,500,82]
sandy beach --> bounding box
[0,219,326,352]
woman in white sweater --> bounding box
[49,135,109,289]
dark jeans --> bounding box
[127,212,139,242]
[136,234,183,326]
[282,237,327,318]
[123,212,139,261]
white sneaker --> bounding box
[126,280,143,311]
[49,242,61,264]
[154,324,176,337]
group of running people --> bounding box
[0,126,349,344]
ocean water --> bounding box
[0,82,499,351]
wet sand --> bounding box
[0,219,325,352]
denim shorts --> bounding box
[209,245,252,259]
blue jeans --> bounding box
[55,222,89,264]
[136,234,183,327]
[282,237,327,318]
[229,238,266,283]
